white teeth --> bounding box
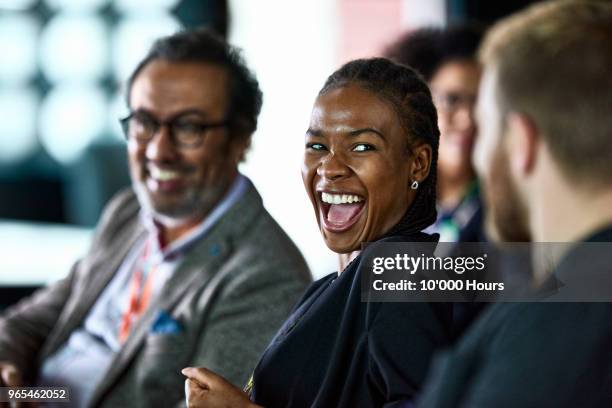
[321,192,364,204]
[149,167,180,181]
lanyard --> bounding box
[118,240,157,344]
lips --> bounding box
[145,165,188,193]
[319,191,366,233]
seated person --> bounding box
[0,29,311,408]
[418,1,612,406]
[386,24,485,243]
[183,58,453,407]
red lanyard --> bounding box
[118,240,157,344]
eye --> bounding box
[173,121,203,134]
[133,113,156,129]
[352,143,375,152]
[306,142,327,151]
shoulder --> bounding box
[220,184,312,285]
[92,188,141,242]
[491,302,612,347]
[454,302,612,376]
[427,303,612,406]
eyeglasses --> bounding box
[432,91,477,113]
[119,112,230,149]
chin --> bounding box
[134,183,200,222]
[321,229,362,254]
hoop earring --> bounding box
[410,180,419,190]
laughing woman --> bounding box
[183,58,451,407]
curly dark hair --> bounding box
[126,27,263,141]
[319,58,440,234]
[384,24,484,81]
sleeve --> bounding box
[0,188,137,383]
[367,302,452,406]
[185,262,309,389]
[0,261,78,380]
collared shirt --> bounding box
[38,174,249,407]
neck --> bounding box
[338,250,360,275]
[532,183,612,243]
[437,172,475,210]
[156,215,205,246]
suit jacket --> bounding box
[0,181,311,407]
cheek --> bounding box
[357,158,409,208]
[473,130,493,180]
[437,111,452,134]
[127,144,145,172]
[301,157,318,194]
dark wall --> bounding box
[448,0,545,25]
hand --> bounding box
[0,362,23,408]
[182,367,260,408]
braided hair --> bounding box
[319,58,440,235]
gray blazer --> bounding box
[0,181,311,407]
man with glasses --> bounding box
[0,29,311,407]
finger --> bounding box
[185,379,208,408]
[181,367,217,387]
[1,365,21,387]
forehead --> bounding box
[310,85,399,131]
[129,60,229,114]
[431,60,481,93]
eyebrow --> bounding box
[133,108,208,121]
[348,128,386,141]
[305,127,386,141]
[305,128,323,137]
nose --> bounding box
[317,152,350,181]
[145,125,179,162]
[453,104,477,133]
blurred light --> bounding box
[40,14,107,83]
[0,0,36,10]
[45,0,109,12]
[114,0,179,13]
[39,85,107,163]
[0,15,38,83]
[0,87,38,162]
[401,0,446,28]
[111,13,181,82]
[0,221,92,285]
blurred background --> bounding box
[0,0,541,308]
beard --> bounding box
[484,144,531,242]
[133,180,228,228]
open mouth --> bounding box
[319,191,366,233]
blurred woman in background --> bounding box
[386,25,484,243]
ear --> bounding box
[505,112,539,176]
[409,143,433,183]
[228,134,252,164]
